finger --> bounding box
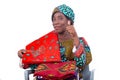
[66,27,74,33]
[66,25,73,31]
[66,29,74,36]
[18,52,23,58]
[21,49,26,53]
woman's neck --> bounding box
[58,31,72,42]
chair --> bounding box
[80,65,95,80]
[90,69,95,80]
[24,69,34,80]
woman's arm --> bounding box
[74,37,92,67]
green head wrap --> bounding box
[52,4,75,23]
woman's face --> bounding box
[52,12,68,34]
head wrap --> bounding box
[52,4,75,23]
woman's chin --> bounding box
[55,30,61,33]
[54,29,65,34]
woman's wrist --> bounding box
[73,36,80,48]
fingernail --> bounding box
[68,21,71,25]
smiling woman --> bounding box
[52,12,68,34]
[17,4,92,80]
[1,0,120,80]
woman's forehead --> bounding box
[53,12,66,18]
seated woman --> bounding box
[18,4,92,80]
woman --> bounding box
[18,4,92,80]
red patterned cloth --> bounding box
[34,61,76,80]
[22,31,61,65]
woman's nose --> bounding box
[53,20,59,25]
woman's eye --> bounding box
[59,17,63,20]
[53,18,56,21]
[52,16,64,22]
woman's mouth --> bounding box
[54,26,60,30]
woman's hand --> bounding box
[18,49,26,58]
[66,21,80,48]
[66,25,78,38]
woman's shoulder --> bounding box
[79,37,88,45]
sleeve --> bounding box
[74,37,92,67]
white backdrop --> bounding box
[0,0,120,80]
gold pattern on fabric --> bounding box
[53,8,59,14]
[60,39,74,60]
[35,64,49,72]
[59,62,76,72]
[86,52,92,65]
